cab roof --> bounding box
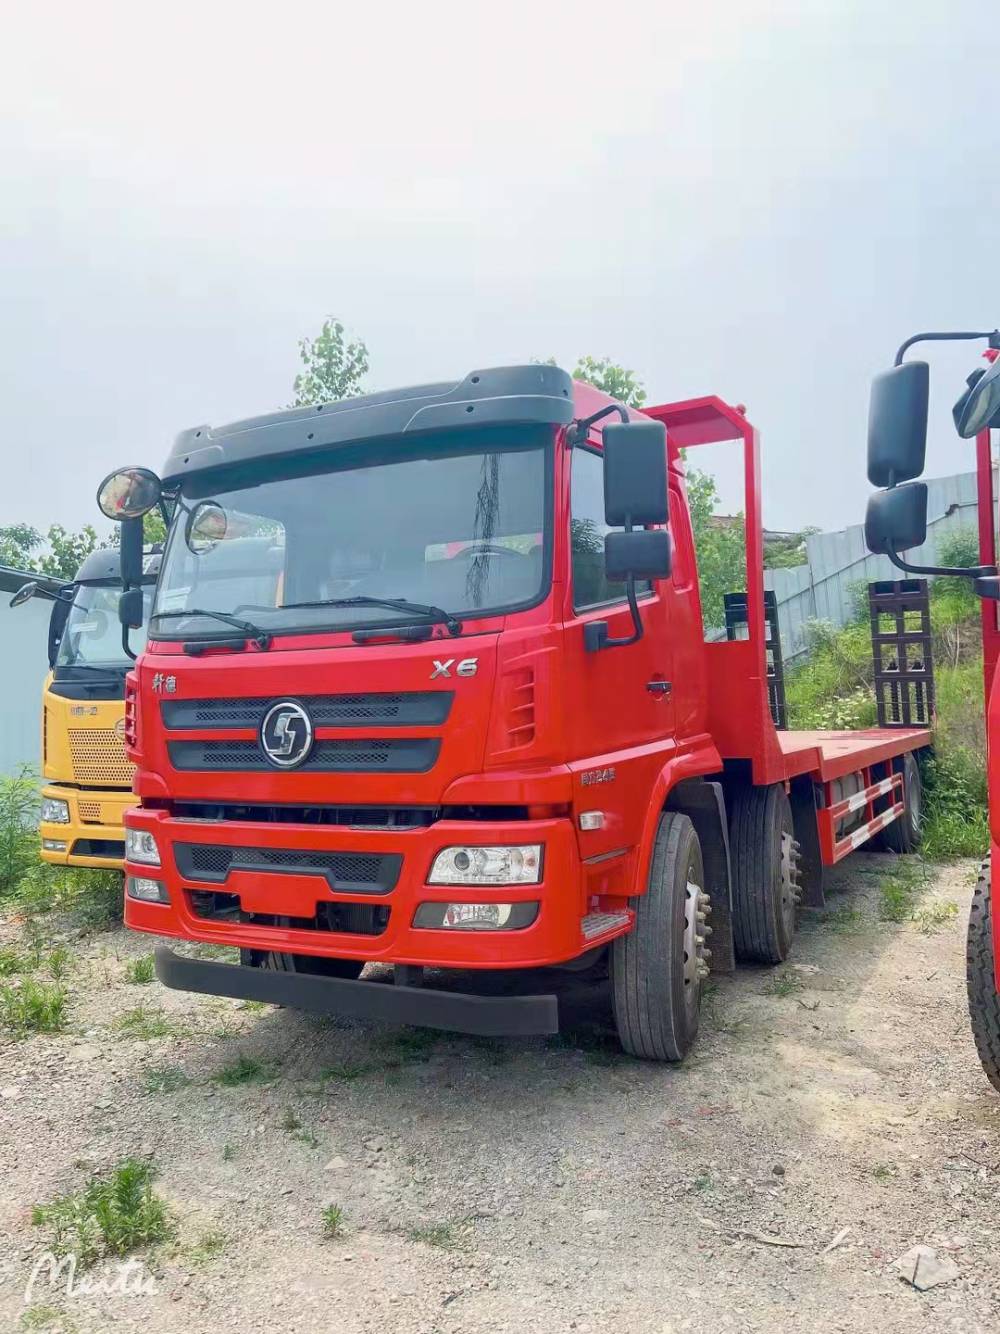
[162,364,575,486]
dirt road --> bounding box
[2,853,999,1333]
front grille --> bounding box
[175,843,401,894]
[68,729,134,785]
[188,891,390,936]
[171,801,436,828]
[161,691,453,730]
[169,737,439,773]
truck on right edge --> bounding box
[863,328,1000,1089]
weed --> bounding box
[912,900,960,933]
[31,1158,172,1267]
[879,859,931,923]
[763,971,801,998]
[142,1065,190,1094]
[1,979,67,1035]
[125,955,155,985]
[321,1204,345,1239]
[115,1006,175,1040]
[188,1228,226,1264]
[214,1054,273,1086]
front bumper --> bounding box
[40,784,133,868]
[124,808,600,970]
[155,946,559,1036]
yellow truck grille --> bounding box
[67,730,134,786]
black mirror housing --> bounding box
[867,362,929,487]
[605,529,671,582]
[602,421,669,526]
[865,482,928,556]
[118,585,145,629]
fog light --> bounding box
[413,901,539,930]
[126,876,170,904]
[126,827,161,866]
[428,844,542,885]
[42,838,68,852]
[41,797,70,824]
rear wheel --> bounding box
[611,812,709,1062]
[730,784,800,964]
[967,856,1000,1093]
[881,752,922,854]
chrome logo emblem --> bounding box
[260,701,314,769]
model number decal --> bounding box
[431,658,479,680]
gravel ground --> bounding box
[2,853,999,1333]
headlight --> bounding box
[126,828,161,866]
[41,797,70,824]
[427,844,542,886]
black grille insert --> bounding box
[169,737,439,773]
[175,843,401,894]
[161,692,453,730]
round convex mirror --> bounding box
[96,467,162,520]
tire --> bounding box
[881,752,922,854]
[730,784,800,965]
[967,856,1000,1093]
[611,812,709,1062]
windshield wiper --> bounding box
[151,608,272,650]
[276,596,463,637]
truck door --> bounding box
[561,441,675,853]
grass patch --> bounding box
[142,1065,190,1094]
[763,970,801,998]
[321,1204,345,1239]
[125,954,155,985]
[878,858,932,923]
[31,1158,172,1267]
[115,1005,176,1040]
[188,1228,226,1264]
[912,900,960,934]
[0,979,67,1035]
[213,1054,274,1086]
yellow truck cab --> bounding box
[19,549,157,868]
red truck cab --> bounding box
[103,364,927,1060]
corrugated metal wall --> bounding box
[764,468,986,662]
[0,599,50,776]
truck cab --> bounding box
[22,550,158,868]
[104,364,927,1059]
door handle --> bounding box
[646,680,672,696]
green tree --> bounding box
[291,318,369,407]
[571,356,647,408]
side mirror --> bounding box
[97,467,162,521]
[9,581,38,608]
[955,353,1000,438]
[602,420,669,525]
[119,586,145,629]
[867,362,929,487]
[865,482,928,556]
[605,530,671,581]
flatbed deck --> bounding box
[777,727,931,783]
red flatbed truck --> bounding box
[98,365,927,1060]
[862,330,1000,1089]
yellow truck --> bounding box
[9,549,156,869]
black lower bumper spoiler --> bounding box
[154,946,559,1037]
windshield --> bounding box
[152,429,551,639]
[56,584,151,670]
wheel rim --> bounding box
[682,864,711,1014]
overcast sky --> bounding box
[2,1,998,535]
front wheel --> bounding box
[967,857,1000,1092]
[611,812,709,1062]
